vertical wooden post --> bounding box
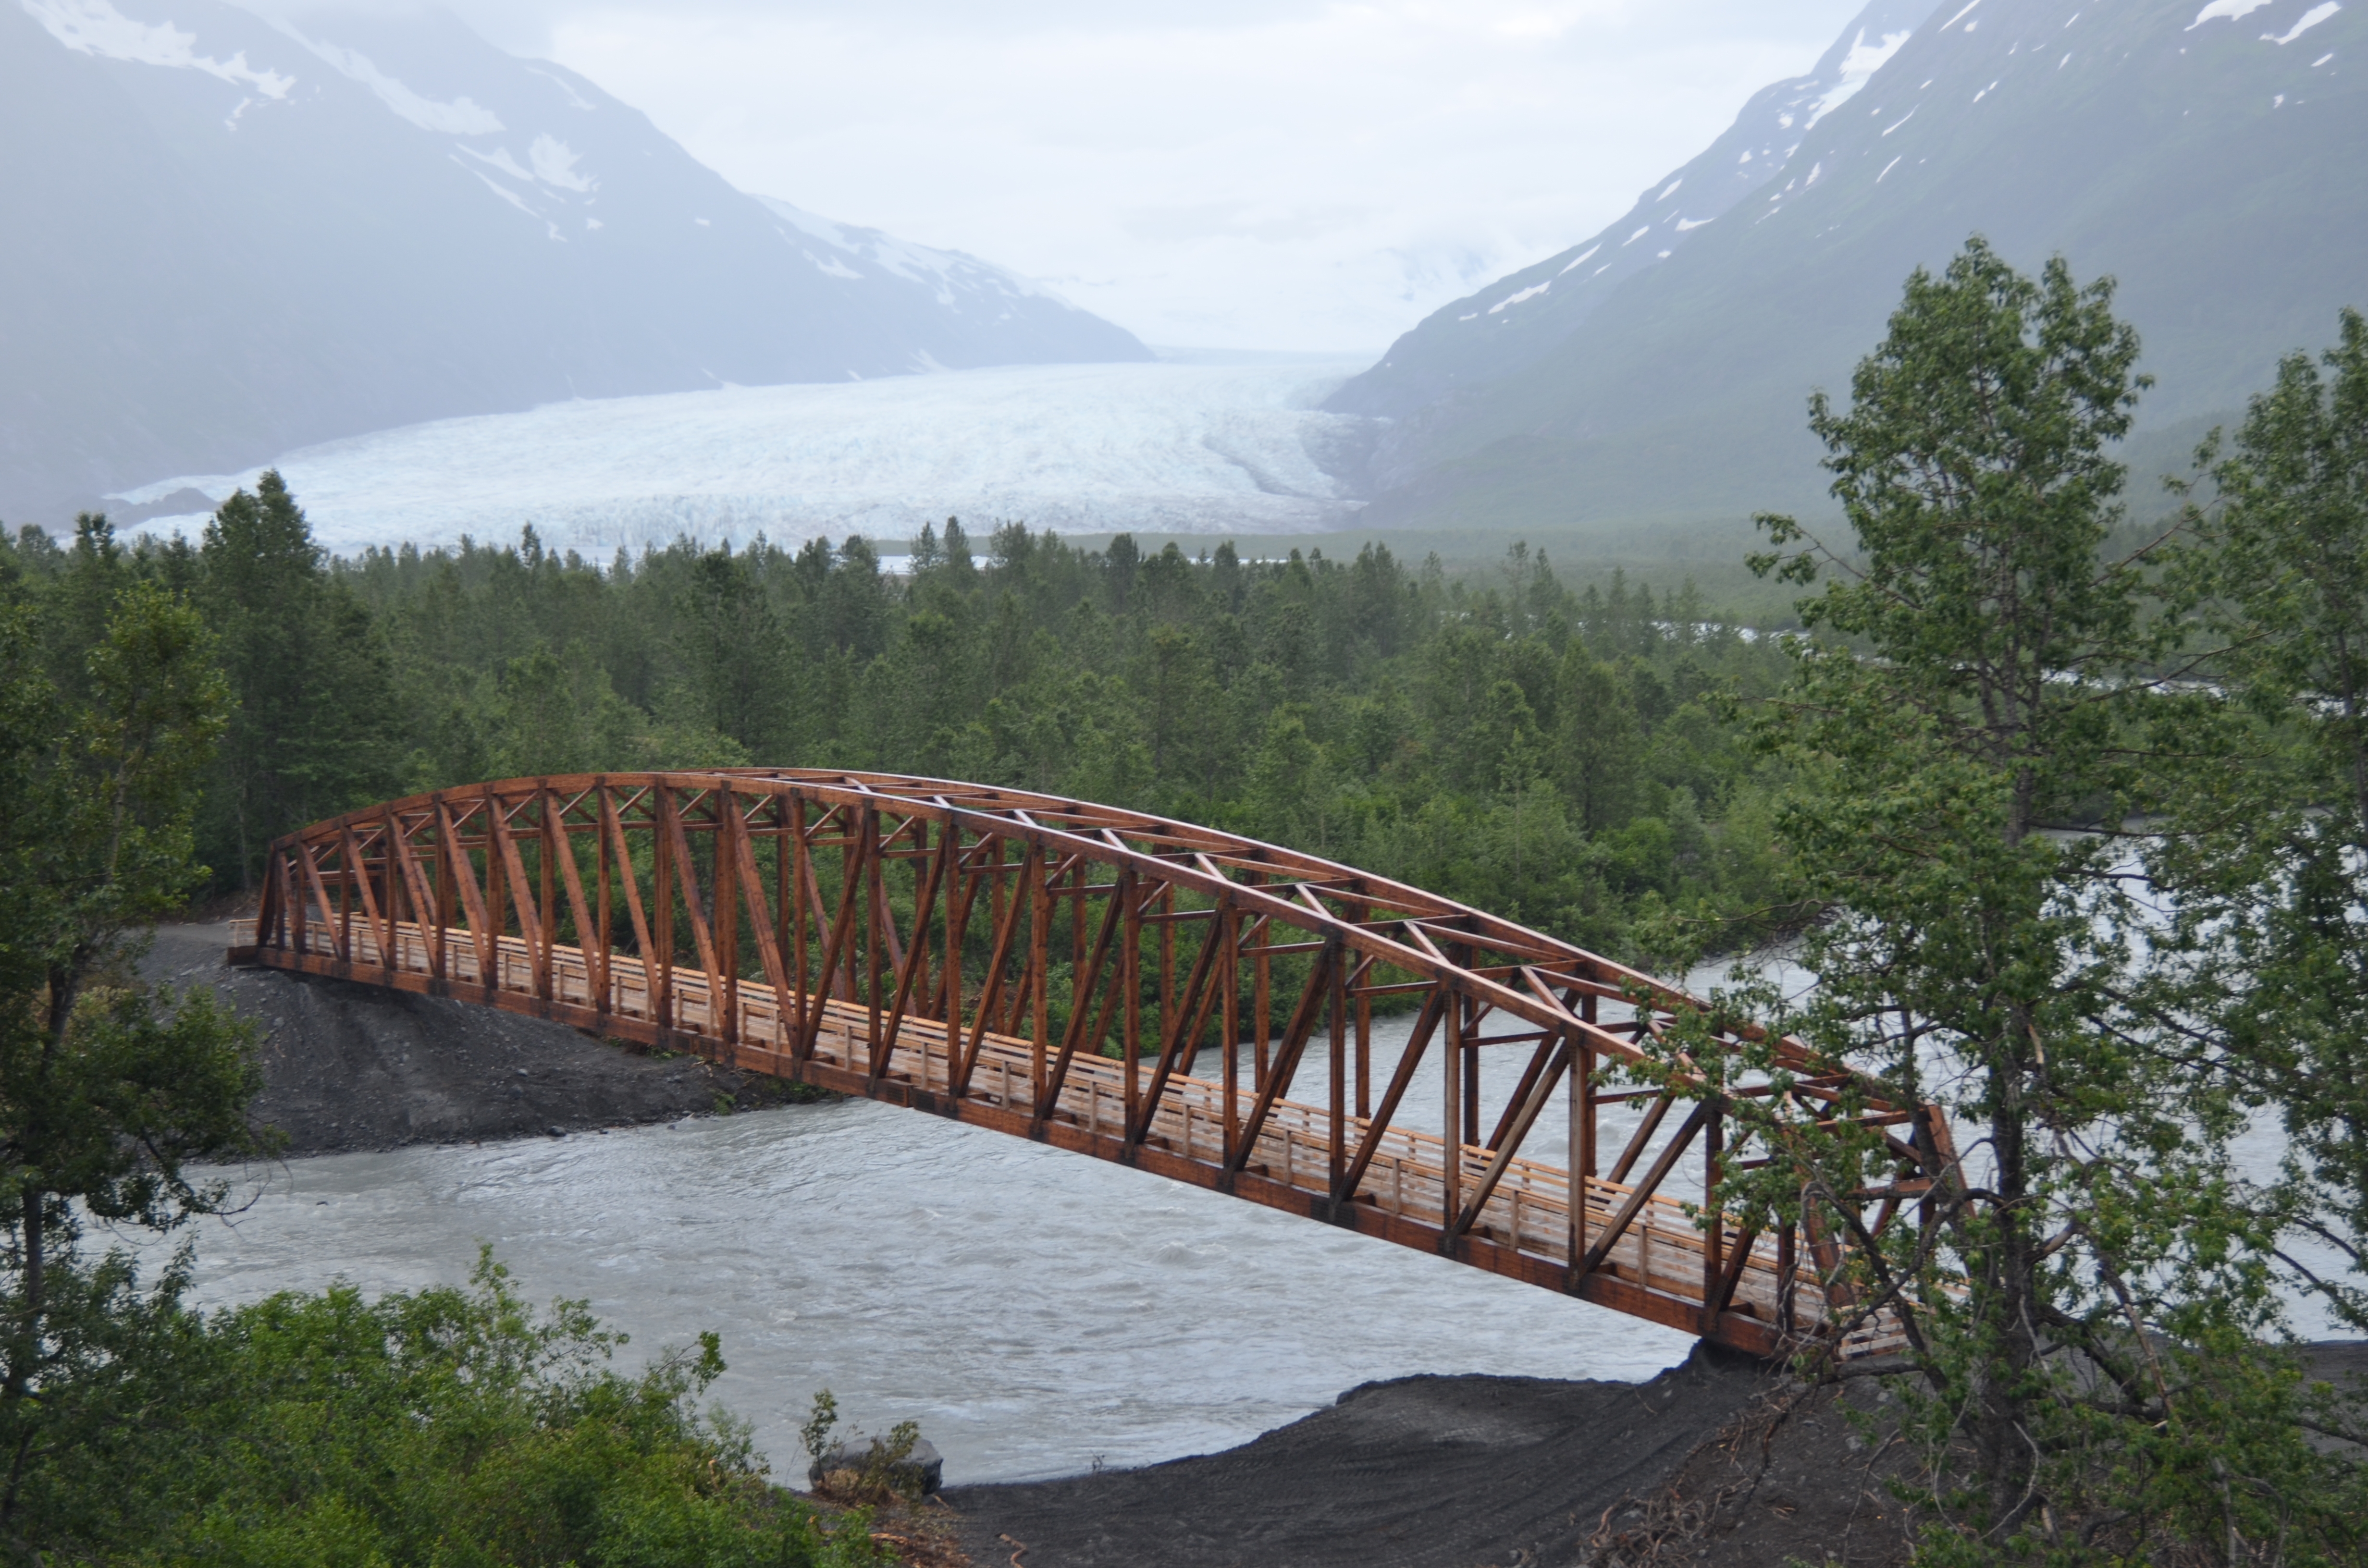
[286,852,306,956]
[383,809,410,973]
[595,785,613,1019]
[1328,943,1346,1204]
[338,830,355,961]
[1121,866,1140,1127]
[791,795,809,1044]
[1442,982,1462,1237]
[865,805,883,1066]
[1701,1103,1724,1325]
[483,794,505,991]
[717,789,740,1051]
[947,831,969,1091]
[1572,1011,1596,1279]
[1221,905,1240,1165]
[1030,846,1049,1108]
[538,786,556,999]
[775,797,791,1026]
[1777,1219,1797,1334]
[433,821,452,979]
[655,784,676,1035]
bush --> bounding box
[83,1250,894,1567]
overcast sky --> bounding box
[423,1,1872,351]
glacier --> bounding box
[112,358,1376,556]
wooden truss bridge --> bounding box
[230,770,1951,1359]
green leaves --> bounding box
[2150,307,2368,1337]
[1703,239,2360,1560]
[1760,238,2152,829]
[98,1254,890,1568]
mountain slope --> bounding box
[1333,0,2368,530]
[0,0,1149,520]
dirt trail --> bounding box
[138,921,812,1155]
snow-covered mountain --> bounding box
[0,0,1150,521]
[1333,0,2367,529]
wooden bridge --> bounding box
[230,769,1950,1359]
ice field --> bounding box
[114,357,1376,555]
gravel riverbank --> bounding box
[138,921,812,1155]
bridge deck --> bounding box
[236,915,1890,1357]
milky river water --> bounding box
[146,1041,1694,1486]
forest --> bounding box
[0,487,1799,966]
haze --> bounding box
[235,0,1871,350]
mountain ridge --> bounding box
[0,0,1150,522]
[1333,0,2367,532]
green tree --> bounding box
[1245,710,1325,846]
[0,578,268,1546]
[1702,239,2350,1561]
[670,546,796,761]
[199,471,395,887]
[1554,644,1640,833]
[2157,306,2368,1333]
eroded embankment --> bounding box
[939,1344,1775,1568]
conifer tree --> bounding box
[198,472,395,886]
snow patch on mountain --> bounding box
[22,0,293,95]
[2190,0,2275,26]
[2265,3,2341,44]
[1807,27,1915,125]
[754,196,1063,308]
[299,37,502,133]
[1489,282,1550,312]
[528,135,592,191]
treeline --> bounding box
[1,491,1801,959]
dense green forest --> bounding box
[1,494,1800,963]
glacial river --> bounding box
[148,1026,1696,1486]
